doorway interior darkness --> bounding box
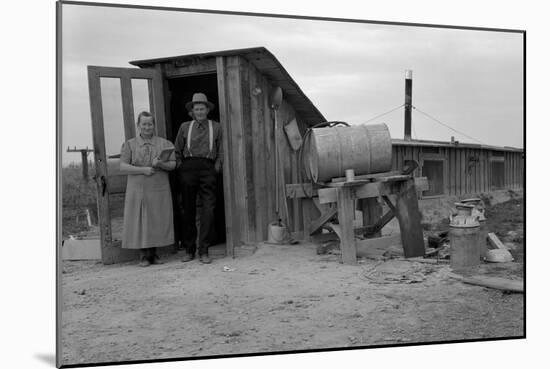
[168,73,226,248]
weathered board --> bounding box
[395,179,425,258]
[164,58,217,78]
[309,207,338,235]
[249,62,268,241]
[225,56,248,244]
[336,187,358,264]
[318,177,429,204]
[392,144,523,197]
[216,56,237,255]
[240,58,256,241]
[224,56,310,242]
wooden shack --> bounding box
[391,139,524,197]
[87,46,524,264]
[88,47,327,263]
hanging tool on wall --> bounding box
[268,86,293,244]
[283,118,303,151]
[270,86,284,225]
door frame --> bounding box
[87,65,166,264]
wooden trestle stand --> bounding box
[287,164,429,265]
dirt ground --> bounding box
[60,197,524,366]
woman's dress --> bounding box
[120,135,175,249]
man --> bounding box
[175,93,223,264]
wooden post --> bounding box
[120,77,136,140]
[302,198,313,242]
[249,65,268,241]
[395,178,425,258]
[240,58,256,242]
[80,151,89,182]
[87,68,114,264]
[404,70,413,141]
[216,56,236,257]
[336,187,357,265]
[67,147,93,182]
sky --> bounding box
[61,3,524,164]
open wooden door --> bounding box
[87,66,166,264]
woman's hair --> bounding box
[136,111,155,126]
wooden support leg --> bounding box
[360,197,382,237]
[336,187,357,265]
[395,179,425,258]
[309,206,337,236]
[364,208,395,237]
[382,195,396,212]
[302,198,313,242]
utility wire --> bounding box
[360,103,405,124]
[412,105,485,145]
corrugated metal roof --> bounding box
[392,138,524,153]
[129,47,327,126]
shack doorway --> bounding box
[167,74,227,254]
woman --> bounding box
[119,111,176,266]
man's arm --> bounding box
[174,123,186,169]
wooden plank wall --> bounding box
[240,58,256,241]
[512,152,515,189]
[248,60,268,242]
[245,57,277,241]
[223,56,249,246]
[237,57,308,242]
[517,153,521,188]
[516,154,523,189]
[392,144,524,196]
[513,152,519,189]
[278,99,304,236]
[505,151,524,190]
[481,149,486,192]
[216,56,236,254]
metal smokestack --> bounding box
[404,70,413,140]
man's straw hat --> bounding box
[186,92,215,111]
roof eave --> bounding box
[391,138,524,152]
[128,46,326,126]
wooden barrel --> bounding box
[304,123,392,183]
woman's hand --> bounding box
[152,157,160,168]
[142,167,155,176]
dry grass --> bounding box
[62,163,97,238]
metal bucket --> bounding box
[304,123,392,183]
[267,221,289,244]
